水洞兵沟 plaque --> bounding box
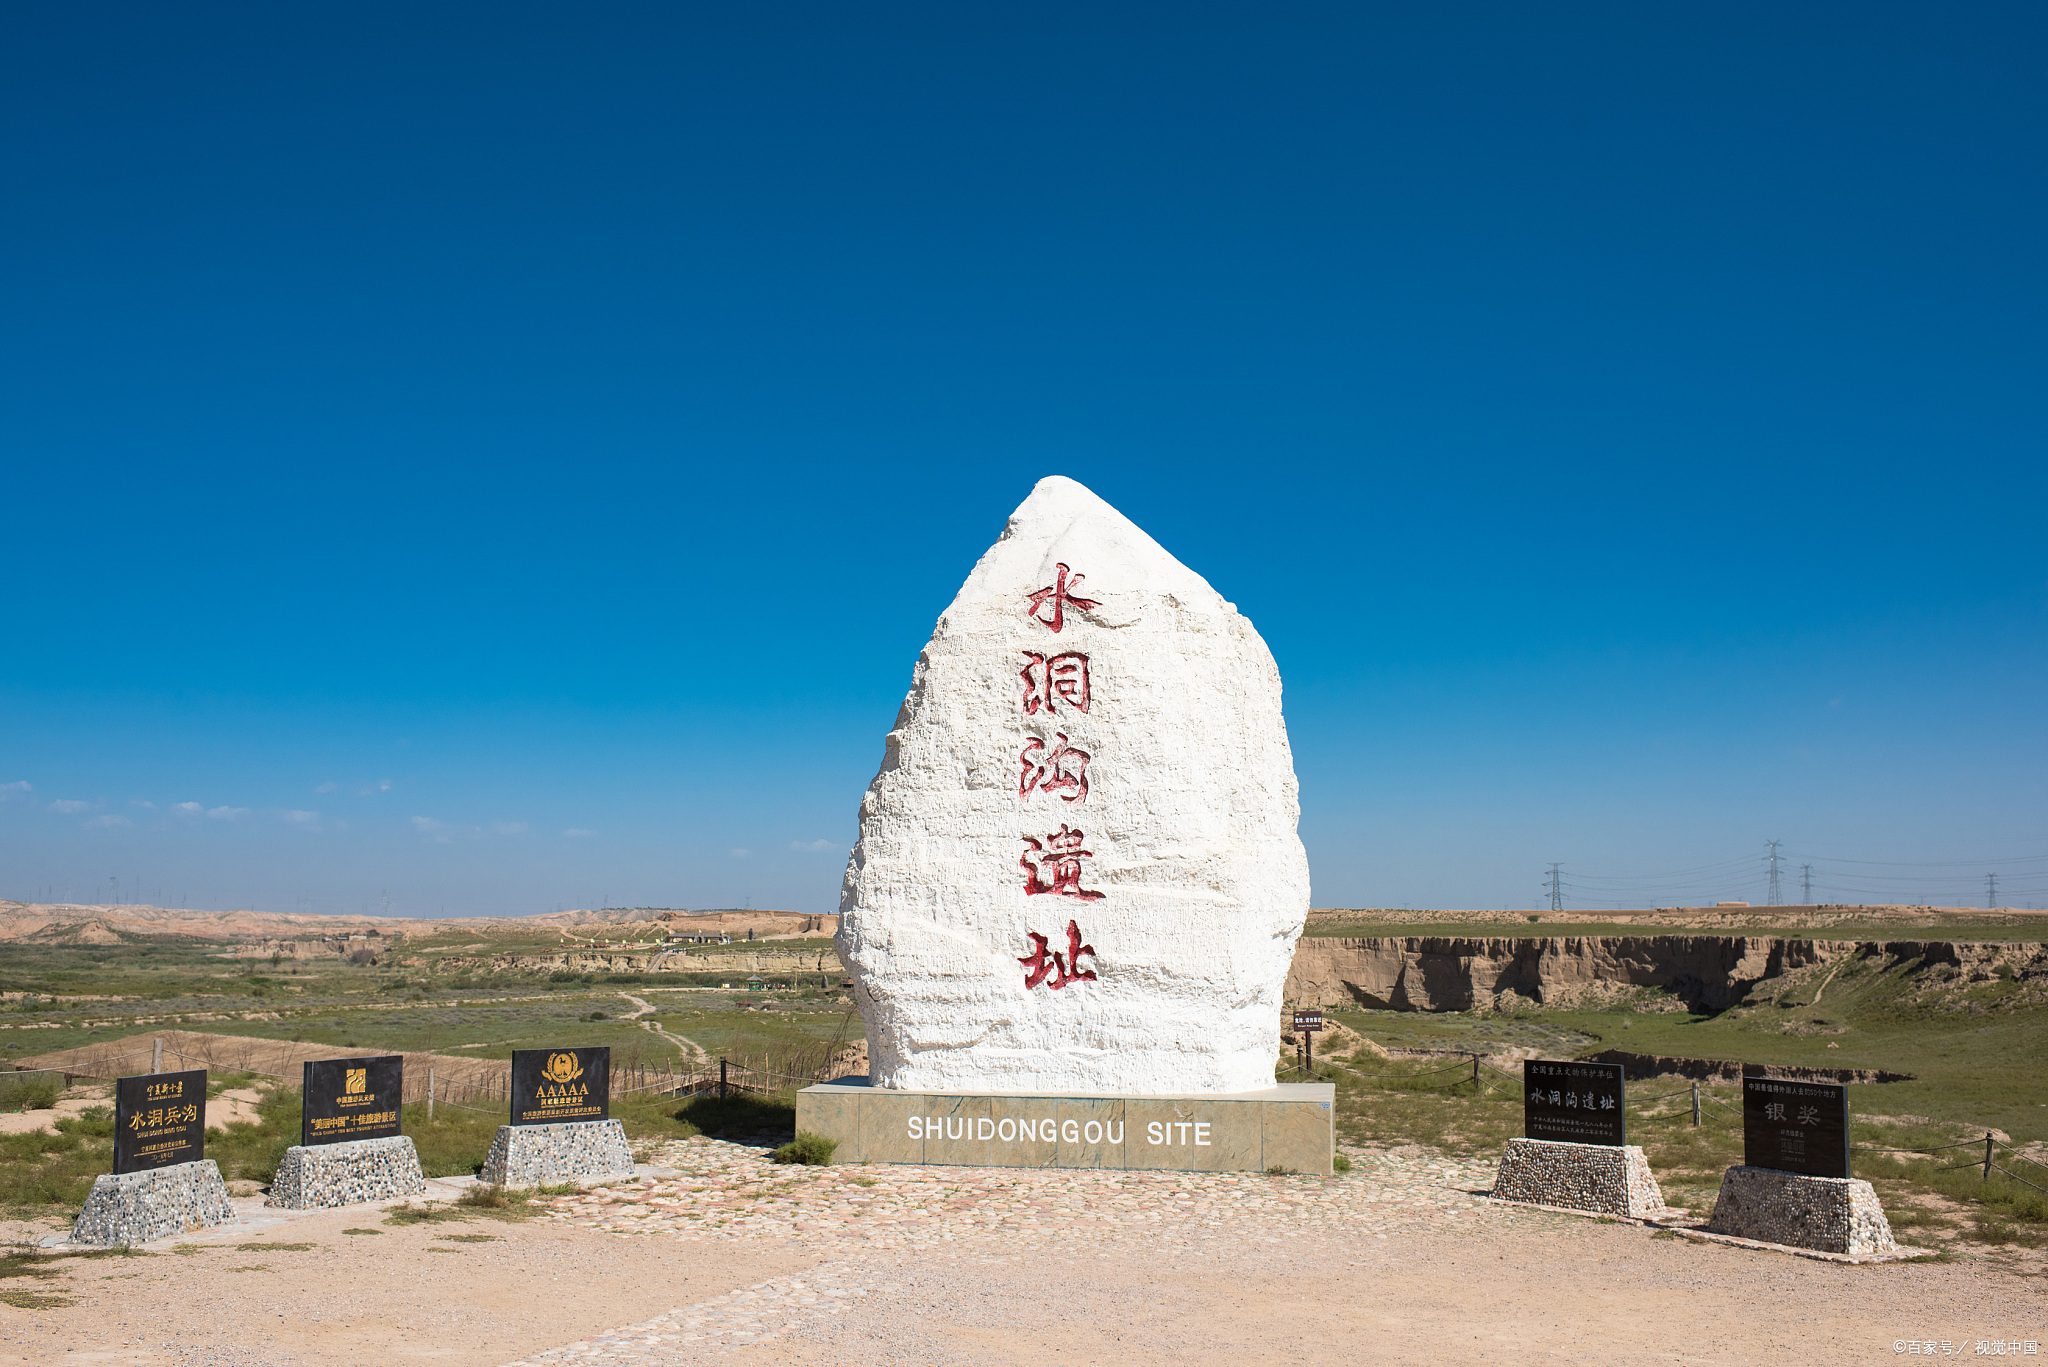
[509,1047,610,1126]
[114,1069,207,1174]
[1742,1077,1849,1179]
[1523,1059,1626,1147]
[301,1055,404,1147]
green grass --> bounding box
[0,1074,63,1110]
[771,1131,837,1165]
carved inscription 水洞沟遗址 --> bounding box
[1017,919,1099,990]
[1015,566,1108,989]
[1018,732,1091,803]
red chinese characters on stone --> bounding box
[1019,823,1104,900]
[1019,732,1091,804]
[1018,919,1099,990]
[1025,564,1100,633]
[1020,651,1090,715]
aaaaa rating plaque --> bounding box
[510,1047,610,1126]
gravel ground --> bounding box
[4,1138,2040,1367]
[507,1138,2046,1367]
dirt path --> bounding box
[618,994,710,1063]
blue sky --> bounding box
[2,4,2043,916]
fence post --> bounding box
[1691,1080,1700,1127]
[719,1057,728,1100]
[1471,1053,1479,1089]
[152,1037,163,1074]
[1985,1131,1995,1181]
[428,1068,435,1121]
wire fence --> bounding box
[9,1031,860,1119]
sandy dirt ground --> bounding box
[0,1202,816,1367]
[3,1143,2041,1367]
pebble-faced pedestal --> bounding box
[837,475,1309,1094]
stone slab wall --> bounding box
[265,1136,427,1209]
[478,1119,634,1188]
[1704,1165,1897,1255]
[797,1082,1332,1173]
[70,1160,235,1246]
[1490,1138,1666,1218]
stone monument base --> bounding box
[266,1136,427,1209]
[478,1119,634,1188]
[1489,1137,1668,1218]
[70,1160,235,1247]
[1704,1165,1897,1255]
[795,1078,1333,1173]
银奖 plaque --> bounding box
[1523,1059,1626,1147]
[509,1047,610,1127]
[301,1055,404,1147]
[114,1069,207,1174]
[1742,1077,1850,1179]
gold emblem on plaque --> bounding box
[541,1052,584,1085]
[345,1068,367,1094]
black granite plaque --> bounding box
[1523,1059,1626,1146]
[509,1047,610,1127]
[1742,1077,1850,1178]
[301,1055,404,1147]
[114,1069,207,1174]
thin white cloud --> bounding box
[412,815,457,844]
[0,781,30,800]
[285,810,321,829]
[172,801,202,817]
[49,799,90,814]
[730,848,752,859]
[562,828,595,838]
[131,799,156,810]
[85,814,132,830]
[789,839,840,853]
[206,806,250,821]
[357,778,393,796]
[315,782,339,794]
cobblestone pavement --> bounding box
[500,1139,1530,1365]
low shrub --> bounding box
[771,1131,837,1165]
[0,1075,63,1111]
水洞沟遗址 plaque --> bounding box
[836,475,1310,1094]
[114,1069,207,1173]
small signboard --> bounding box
[114,1069,207,1174]
[1742,1077,1850,1179]
[1523,1059,1626,1147]
[509,1047,611,1127]
[1292,1010,1324,1033]
[301,1055,404,1147]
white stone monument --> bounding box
[804,476,1327,1172]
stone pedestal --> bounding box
[796,1078,1333,1173]
[265,1136,427,1209]
[1490,1138,1668,1218]
[477,1119,634,1188]
[1704,1165,1897,1255]
[70,1160,235,1247]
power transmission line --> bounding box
[1765,840,1783,907]
[1543,864,1563,913]
[1800,864,1813,903]
[1986,873,1999,909]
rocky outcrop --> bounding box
[1285,935,1844,1012]
[1285,936,2048,1014]
[1580,1050,1913,1084]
